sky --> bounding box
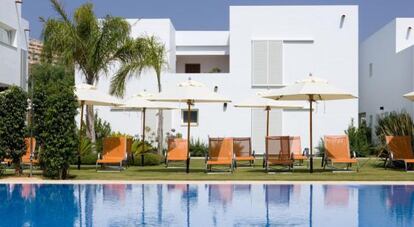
[23,0,414,41]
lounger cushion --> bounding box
[22,159,39,165]
[330,158,358,164]
[97,158,123,164]
[293,154,307,160]
[396,159,414,163]
[167,156,187,161]
[207,160,232,165]
[235,156,254,161]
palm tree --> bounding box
[41,0,144,146]
[110,36,168,155]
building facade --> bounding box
[28,38,43,66]
[78,5,359,154]
[0,0,29,90]
[359,18,414,140]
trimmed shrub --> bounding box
[31,64,77,179]
[81,152,98,165]
[190,138,208,157]
[134,152,163,166]
[376,111,413,142]
[0,86,28,174]
[345,119,373,157]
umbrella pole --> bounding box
[186,100,192,174]
[78,101,85,170]
[309,95,314,173]
[141,108,146,166]
[266,106,270,137]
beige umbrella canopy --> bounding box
[403,92,414,101]
[75,83,122,170]
[264,74,357,173]
[150,78,231,173]
[235,91,303,136]
[112,91,177,165]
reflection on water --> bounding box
[0,183,413,226]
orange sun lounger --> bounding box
[165,138,188,167]
[22,137,39,165]
[290,136,307,164]
[206,137,234,172]
[96,137,129,171]
[385,136,414,171]
[264,136,293,172]
[323,135,359,171]
[233,137,255,167]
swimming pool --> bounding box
[0,183,413,227]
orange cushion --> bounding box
[207,160,232,165]
[293,154,307,160]
[395,159,414,163]
[235,156,254,161]
[167,156,187,161]
[97,158,123,164]
[330,158,358,164]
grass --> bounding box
[3,157,414,181]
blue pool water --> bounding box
[0,184,413,227]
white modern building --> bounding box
[0,0,29,90]
[359,18,414,140]
[79,5,359,154]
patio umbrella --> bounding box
[150,78,231,173]
[403,92,414,101]
[112,91,177,165]
[264,74,356,173]
[75,83,121,170]
[234,91,303,137]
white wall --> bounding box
[359,18,414,141]
[0,0,29,88]
[230,5,359,151]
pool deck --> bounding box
[1,177,414,185]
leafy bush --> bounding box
[134,152,163,166]
[345,119,373,157]
[93,113,111,153]
[190,138,208,157]
[31,64,77,179]
[81,152,98,165]
[0,86,28,174]
[376,111,413,143]
[132,140,155,155]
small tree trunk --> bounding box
[85,105,96,153]
[156,75,163,155]
[157,110,164,155]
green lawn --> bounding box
[4,157,413,181]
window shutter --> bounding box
[268,40,283,85]
[251,40,268,85]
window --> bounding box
[185,64,201,73]
[251,40,283,86]
[182,109,198,125]
[369,63,373,77]
[0,26,13,46]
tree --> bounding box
[0,86,28,174]
[31,64,78,179]
[110,36,168,155]
[41,0,143,146]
